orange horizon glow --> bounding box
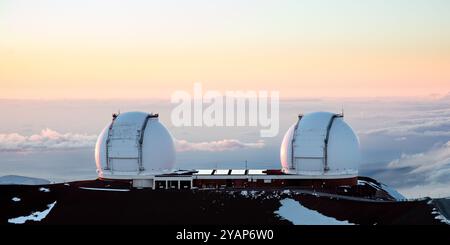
[1,0,450,99]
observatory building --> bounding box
[95,111,176,188]
[95,111,360,189]
[280,111,359,176]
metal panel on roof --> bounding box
[214,169,230,175]
[247,169,266,175]
[195,169,214,175]
[230,169,246,175]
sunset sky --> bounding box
[1,0,449,99]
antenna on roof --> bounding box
[112,110,121,120]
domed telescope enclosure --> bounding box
[94,110,360,190]
[95,111,176,187]
[280,111,360,177]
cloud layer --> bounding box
[387,141,450,198]
[175,139,265,152]
[361,108,450,137]
[0,129,98,152]
[0,129,265,153]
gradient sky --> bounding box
[1,0,450,99]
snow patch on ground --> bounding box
[434,214,450,225]
[8,201,56,224]
[237,190,284,200]
[12,197,21,202]
[0,175,50,185]
[239,190,258,198]
[275,198,353,225]
[431,208,450,225]
[39,187,50,192]
[236,190,275,200]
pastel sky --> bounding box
[1,0,449,99]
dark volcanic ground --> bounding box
[0,179,449,225]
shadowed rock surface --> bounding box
[1,178,448,225]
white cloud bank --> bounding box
[388,141,450,198]
[362,113,450,137]
[0,129,265,153]
[397,184,450,199]
[0,129,97,152]
[361,114,450,137]
[175,139,265,152]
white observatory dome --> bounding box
[95,111,175,179]
[280,111,360,176]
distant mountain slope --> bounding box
[0,175,50,185]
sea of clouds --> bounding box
[0,96,449,198]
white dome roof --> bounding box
[280,111,360,176]
[95,111,175,179]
